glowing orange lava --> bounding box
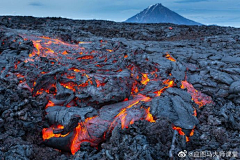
[42,125,69,140]
[106,49,113,52]
[181,80,213,107]
[77,55,94,60]
[165,53,176,62]
[154,79,174,97]
[172,125,193,142]
[20,35,202,154]
[79,41,92,44]
[62,51,68,55]
[144,107,156,123]
[45,100,55,109]
[69,95,153,155]
[141,73,150,85]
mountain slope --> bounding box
[125,3,201,25]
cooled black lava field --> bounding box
[0,16,240,160]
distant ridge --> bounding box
[125,3,202,25]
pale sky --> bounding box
[0,0,240,27]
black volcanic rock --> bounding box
[125,3,201,25]
[1,16,240,160]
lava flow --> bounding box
[10,34,214,155]
[70,94,152,155]
[181,80,213,107]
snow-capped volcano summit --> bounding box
[125,3,201,25]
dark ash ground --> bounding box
[0,16,240,160]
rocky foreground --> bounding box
[0,16,240,160]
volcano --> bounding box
[125,3,202,25]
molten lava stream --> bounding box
[172,125,195,142]
[181,80,213,107]
[42,125,69,140]
[70,94,154,155]
[42,94,155,155]
[165,53,176,62]
[173,80,212,141]
[141,73,150,85]
[28,35,200,154]
[22,35,87,62]
[154,79,174,97]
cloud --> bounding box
[29,2,44,7]
[175,0,209,3]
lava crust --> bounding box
[0,16,240,159]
